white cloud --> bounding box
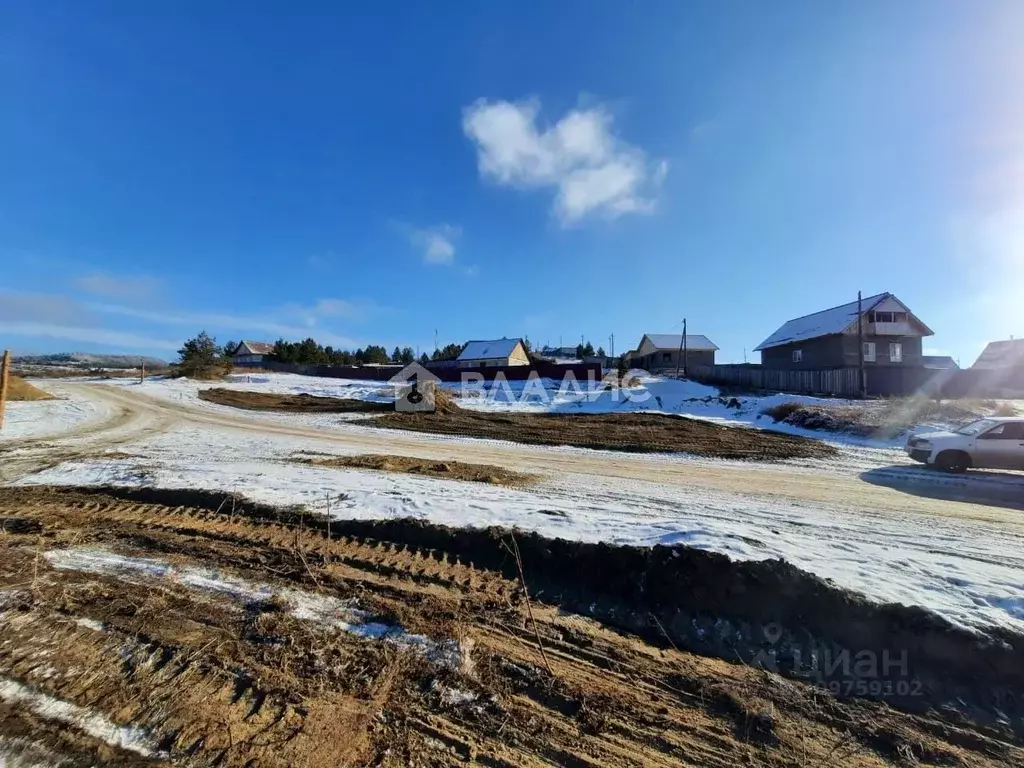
[86,300,367,347]
[0,322,180,351]
[74,273,162,300]
[462,98,667,225]
[408,224,460,265]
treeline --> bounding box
[267,338,465,366]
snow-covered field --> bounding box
[0,382,109,441]
[15,418,1024,637]
[97,372,906,446]
[6,372,1024,638]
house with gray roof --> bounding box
[755,293,933,370]
[230,341,274,365]
[629,334,719,373]
[456,338,530,368]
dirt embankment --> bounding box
[295,453,534,486]
[363,408,837,461]
[198,387,393,413]
[0,484,1019,767]
[6,376,53,402]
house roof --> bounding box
[234,341,274,355]
[457,338,524,361]
[640,334,719,352]
[923,355,959,370]
[971,339,1024,370]
[754,293,933,351]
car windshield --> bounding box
[955,419,999,436]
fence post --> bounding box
[0,349,10,431]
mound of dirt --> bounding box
[1,483,1021,766]
[198,387,392,413]
[6,376,53,401]
[365,408,837,461]
[296,453,534,486]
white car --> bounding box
[905,417,1024,473]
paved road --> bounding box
[6,381,1023,527]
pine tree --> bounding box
[177,331,219,376]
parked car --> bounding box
[905,417,1024,472]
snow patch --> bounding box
[44,548,463,666]
[0,677,163,758]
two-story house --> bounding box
[755,293,933,370]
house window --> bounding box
[863,342,876,362]
[792,349,803,363]
[889,342,903,363]
[662,352,671,361]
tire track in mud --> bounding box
[0,486,1020,767]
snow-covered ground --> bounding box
[98,372,907,447]
[16,421,1024,636]
[0,382,109,441]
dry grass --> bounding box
[6,376,53,402]
[762,397,1020,438]
[363,406,836,461]
[295,453,535,486]
[199,387,392,413]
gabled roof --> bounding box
[923,355,959,370]
[971,339,1024,370]
[754,293,933,351]
[234,341,274,355]
[457,338,524,361]
[640,334,719,352]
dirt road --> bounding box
[7,381,1022,527]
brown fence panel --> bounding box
[691,365,862,396]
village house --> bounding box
[628,334,719,373]
[970,339,1024,371]
[755,293,933,370]
[230,341,274,365]
[456,338,531,368]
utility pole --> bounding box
[140,363,145,385]
[0,350,10,432]
[674,319,687,377]
[683,318,688,377]
[857,291,866,397]
[609,333,614,359]
[434,329,438,353]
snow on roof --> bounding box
[237,341,274,355]
[642,334,719,351]
[971,339,1024,370]
[457,338,524,361]
[754,293,891,351]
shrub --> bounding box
[761,402,804,422]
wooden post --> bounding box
[857,291,866,398]
[140,363,145,384]
[0,350,10,432]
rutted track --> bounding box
[0,486,1021,766]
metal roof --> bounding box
[971,339,1024,370]
[235,341,274,355]
[754,293,933,351]
[457,338,524,361]
[640,334,719,352]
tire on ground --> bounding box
[935,450,971,473]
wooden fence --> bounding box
[691,365,863,396]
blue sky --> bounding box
[1,1,1022,365]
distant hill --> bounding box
[12,352,168,369]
